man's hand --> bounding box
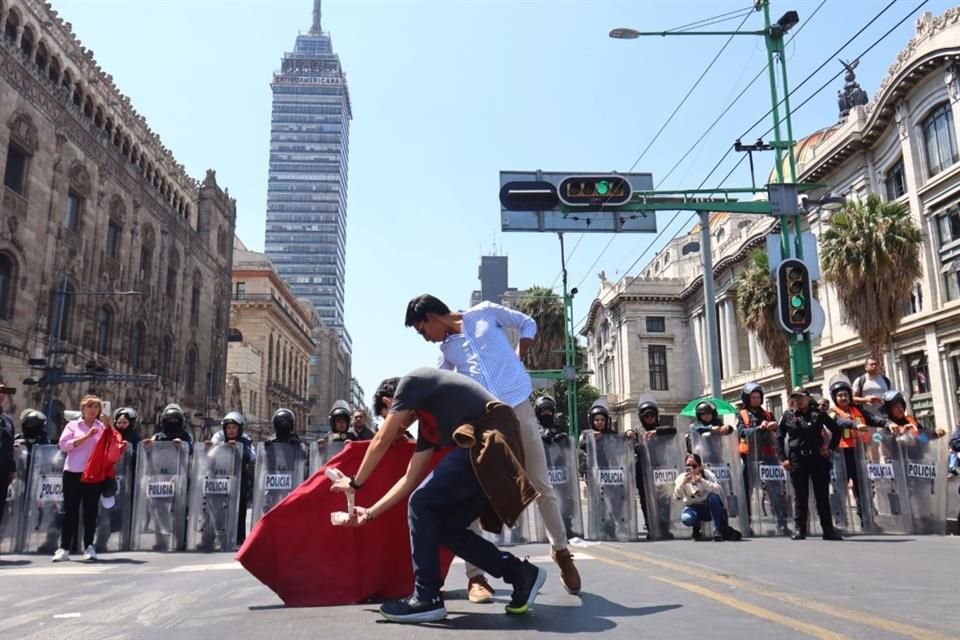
[820,445,830,458]
[344,506,374,527]
[869,396,882,406]
[330,473,355,497]
[781,460,793,472]
[624,430,637,441]
[763,421,778,432]
[643,430,656,442]
[936,428,947,438]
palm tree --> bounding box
[515,286,566,371]
[819,193,923,357]
[736,249,793,388]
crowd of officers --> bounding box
[530,372,954,542]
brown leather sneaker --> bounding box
[467,575,495,603]
[551,547,582,595]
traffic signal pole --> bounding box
[558,233,579,438]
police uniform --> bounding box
[776,388,842,540]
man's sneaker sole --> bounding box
[505,566,547,615]
[379,606,448,624]
[468,592,494,604]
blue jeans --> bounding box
[680,493,727,530]
[408,447,525,601]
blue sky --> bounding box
[56,0,953,404]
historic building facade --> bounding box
[582,9,960,432]
[0,0,235,432]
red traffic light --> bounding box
[557,175,632,208]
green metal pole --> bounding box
[558,233,578,438]
[760,0,792,261]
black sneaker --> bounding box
[380,595,447,623]
[822,530,843,541]
[791,531,807,540]
[691,524,704,541]
[505,561,547,615]
[722,526,743,541]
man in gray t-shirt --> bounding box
[853,357,891,416]
[330,368,546,624]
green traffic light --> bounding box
[791,295,804,308]
[595,181,610,196]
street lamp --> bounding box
[803,195,846,212]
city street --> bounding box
[1,535,955,639]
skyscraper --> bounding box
[265,0,352,352]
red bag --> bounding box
[236,440,455,607]
[81,426,124,485]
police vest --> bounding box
[738,408,774,456]
[832,406,870,449]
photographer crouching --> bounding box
[674,453,742,542]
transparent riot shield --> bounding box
[584,433,638,541]
[537,438,583,541]
[689,429,747,534]
[639,431,686,540]
[21,445,66,554]
[309,436,349,476]
[856,428,912,534]
[806,450,852,537]
[0,445,28,553]
[131,441,189,552]
[187,442,242,552]
[87,447,134,552]
[900,434,946,535]
[250,441,307,527]
[746,430,794,536]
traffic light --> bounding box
[776,258,813,333]
[557,175,633,208]
[499,181,559,212]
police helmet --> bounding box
[637,397,660,420]
[160,404,185,433]
[695,400,717,418]
[587,404,610,429]
[828,374,853,403]
[113,407,139,429]
[19,409,46,436]
[881,390,907,415]
[741,382,764,407]
[272,408,295,436]
[329,402,351,430]
[534,395,557,417]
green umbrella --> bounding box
[680,396,738,418]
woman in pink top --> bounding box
[53,395,106,562]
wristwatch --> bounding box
[348,476,363,491]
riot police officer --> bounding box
[14,409,50,452]
[535,396,567,444]
[221,411,256,545]
[267,408,301,445]
[626,398,677,539]
[777,387,843,540]
[737,381,791,536]
[152,404,194,454]
[688,400,733,456]
[579,403,613,476]
[113,407,142,450]
[329,402,355,441]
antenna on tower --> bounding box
[311,0,322,33]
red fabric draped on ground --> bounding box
[236,440,454,607]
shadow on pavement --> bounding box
[93,558,149,565]
[843,538,915,543]
[373,593,681,633]
[0,559,31,567]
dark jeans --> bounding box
[61,471,101,551]
[790,453,834,534]
[842,447,862,512]
[408,447,525,601]
[681,493,727,530]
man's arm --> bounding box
[821,412,842,450]
[361,448,435,520]
[338,409,416,492]
[776,416,789,462]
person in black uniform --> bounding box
[220,412,256,546]
[535,396,577,538]
[14,409,50,452]
[152,404,194,454]
[777,386,843,541]
[266,408,301,445]
[626,398,678,540]
[535,396,566,444]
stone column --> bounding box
[724,298,740,378]
[748,331,759,371]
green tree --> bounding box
[552,346,599,435]
[515,285,566,371]
[736,249,793,388]
[819,193,923,357]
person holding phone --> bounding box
[673,453,741,541]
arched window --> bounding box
[166,248,179,298]
[95,305,112,356]
[130,321,145,370]
[922,103,958,178]
[72,82,82,108]
[19,24,34,57]
[35,41,48,71]
[190,271,202,327]
[48,282,74,341]
[185,347,198,394]
[4,10,20,43]
[47,56,61,83]
[267,335,274,381]
[159,335,173,379]
[0,253,14,320]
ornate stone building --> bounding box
[228,242,315,438]
[0,0,235,432]
[582,9,960,432]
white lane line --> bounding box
[164,561,244,573]
[451,553,594,565]
[1,566,112,577]
[52,613,81,619]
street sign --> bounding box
[499,181,558,212]
[765,231,820,280]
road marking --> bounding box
[164,562,244,573]
[0,566,112,577]
[596,545,950,640]
[591,553,848,640]
[52,613,81,619]
[451,553,594,566]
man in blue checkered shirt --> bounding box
[405,294,581,601]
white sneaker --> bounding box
[51,548,70,562]
[82,545,97,561]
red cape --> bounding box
[236,440,454,607]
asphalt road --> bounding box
[1,535,955,640]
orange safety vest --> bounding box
[831,405,871,449]
[738,408,773,456]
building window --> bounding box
[950,350,960,413]
[131,322,145,370]
[106,222,121,259]
[884,158,906,200]
[190,278,201,327]
[160,336,173,379]
[922,103,958,177]
[766,395,783,418]
[0,254,13,320]
[646,316,666,333]
[96,306,112,356]
[901,284,923,316]
[65,192,82,231]
[235,281,246,298]
[648,345,668,391]
[48,284,73,341]
[4,142,29,195]
[944,263,960,303]
[185,348,197,394]
[906,352,930,396]
[166,267,177,298]
[139,246,152,282]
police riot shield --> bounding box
[538,438,583,541]
[131,441,189,552]
[805,450,853,537]
[746,429,794,536]
[583,433,638,541]
[21,445,65,553]
[689,429,748,535]
[0,445,28,553]
[855,428,912,534]
[639,431,686,540]
[250,441,307,527]
[481,503,540,546]
[309,436,349,476]
[900,434,946,535]
[89,447,134,552]
[187,442,242,552]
